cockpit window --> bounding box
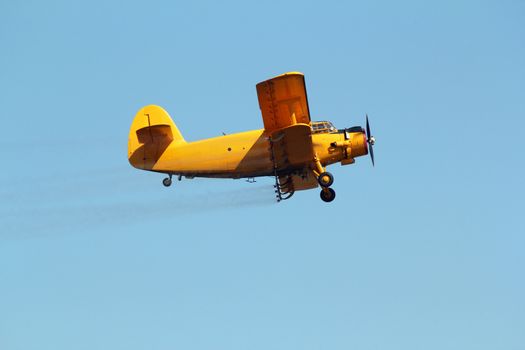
[311,121,336,134]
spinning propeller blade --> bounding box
[365,114,375,166]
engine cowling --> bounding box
[333,129,368,165]
[346,131,368,159]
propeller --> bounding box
[365,114,375,166]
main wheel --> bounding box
[317,172,334,187]
[162,177,172,187]
[320,188,336,202]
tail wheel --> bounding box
[320,188,336,202]
[317,172,334,187]
[162,177,172,187]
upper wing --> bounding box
[256,72,311,133]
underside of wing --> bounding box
[279,171,318,193]
[256,72,311,133]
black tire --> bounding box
[320,188,336,202]
[162,177,172,187]
[317,172,334,187]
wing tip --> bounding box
[257,71,305,86]
[280,71,304,77]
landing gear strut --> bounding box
[313,156,336,203]
[162,174,172,187]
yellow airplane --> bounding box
[128,72,375,202]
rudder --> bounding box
[128,105,185,169]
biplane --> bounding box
[128,72,375,202]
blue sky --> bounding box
[1,1,524,349]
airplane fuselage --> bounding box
[148,127,366,179]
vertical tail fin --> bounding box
[128,105,185,170]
